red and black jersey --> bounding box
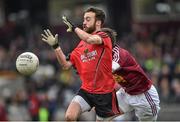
[70,31,115,94]
[113,45,152,95]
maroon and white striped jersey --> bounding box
[112,45,152,95]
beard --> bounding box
[83,23,96,34]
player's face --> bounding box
[83,12,96,33]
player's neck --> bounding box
[93,28,101,34]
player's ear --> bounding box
[96,20,101,26]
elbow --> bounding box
[62,67,70,70]
[62,65,70,70]
[61,63,71,70]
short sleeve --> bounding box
[96,31,109,38]
[96,31,111,47]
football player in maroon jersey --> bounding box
[101,28,160,121]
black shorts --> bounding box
[77,89,120,118]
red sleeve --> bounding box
[96,31,111,47]
[96,31,109,38]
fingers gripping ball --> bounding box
[16,52,39,75]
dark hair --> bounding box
[101,28,117,46]
[85,7,106,25]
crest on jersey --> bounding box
[113,74,127,83]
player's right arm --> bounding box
[41,29,72,70]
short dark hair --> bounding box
[101,28,117,46]
[85,7,106,25]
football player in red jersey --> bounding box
[101,28,160,121]
[41,7,121,121]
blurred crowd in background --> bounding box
[0,0,180,121]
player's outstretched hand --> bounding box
[62,15,76,32]
[41,29,59,49]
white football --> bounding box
[16,52,39,75]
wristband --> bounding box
[52,43,59,49]
[72,25,77,32]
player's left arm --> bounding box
[75,28,102,44]
[62,15,102,45]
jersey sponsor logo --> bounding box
[113,74,127,83]
[81,50,97,62]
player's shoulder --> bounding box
[95,31,109,38]
[113,45,131,56]
[112,44,120,52]
[116,45,129,53]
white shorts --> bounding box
[116,85,160,121]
